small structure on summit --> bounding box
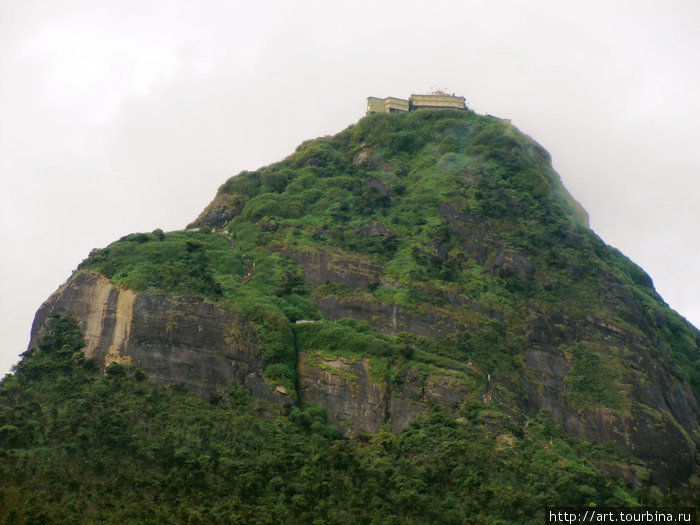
[366,96,411,114]
[366,90,467,115]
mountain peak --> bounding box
[13,109,700,512]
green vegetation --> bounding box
[79,229,320,390]
[0,317,670,523]
[565,343,625,411]
[13,109,699,515]
[296,319,402,359]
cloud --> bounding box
[1,0,698,375]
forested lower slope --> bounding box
[0,316,677,524]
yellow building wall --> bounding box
[409,93,466,110]
[367,96,410,115]
[367,97,386,115]
[384,97,409,113]
[368,93,466,115]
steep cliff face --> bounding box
[30,271,288,404]
[28,108,700,497]
[298,350,472,435]
[31,257,700,491]
[519,315,699,487]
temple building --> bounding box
[366,91,466,115]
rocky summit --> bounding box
[4,108,699,522]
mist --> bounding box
[1,0,698,375]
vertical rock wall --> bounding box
[29,271,288,404]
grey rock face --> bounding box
[29,271,288,404]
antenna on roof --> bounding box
[429,85,449,95]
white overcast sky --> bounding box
[1,0,698,376]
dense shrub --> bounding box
[0,318,654,523]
